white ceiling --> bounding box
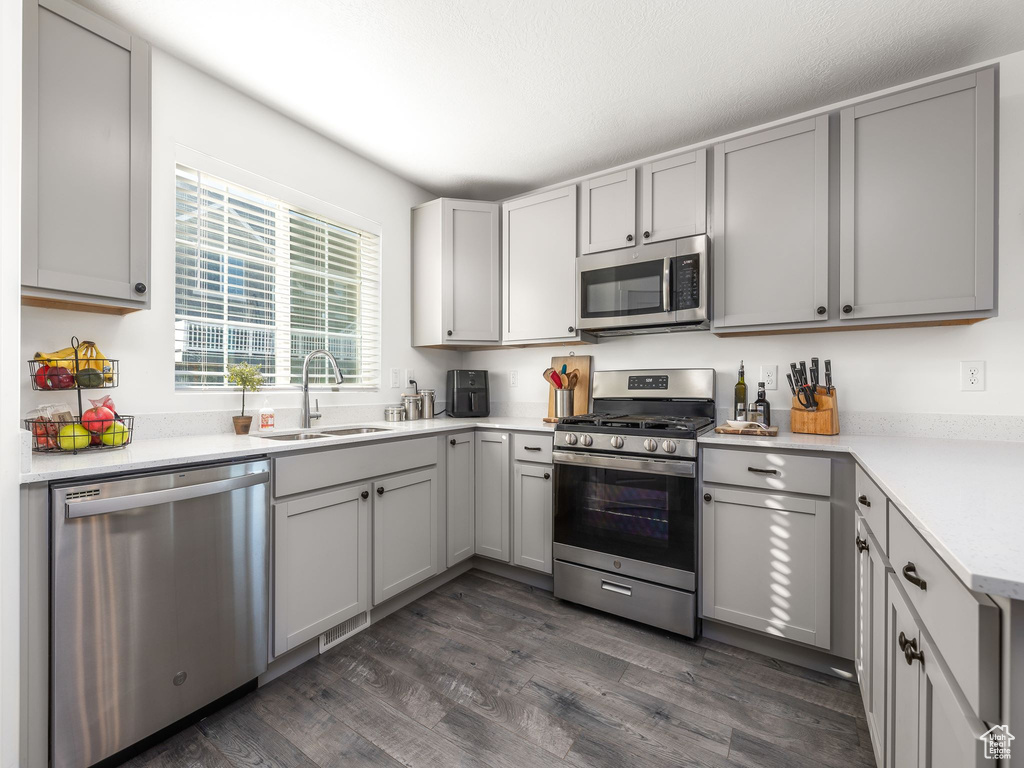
[81,0,1024,200]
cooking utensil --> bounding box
[567,369,580,390]
[790,362,801,388]
[543,369,561,389]
[561,364,568,375]
[796,385,817,411]
[799,360,808,386]
[560,373,568,388]
[810,357,819,390]
[786,373,797,396]
[824,359,833,394]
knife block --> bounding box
[791,387,840,435]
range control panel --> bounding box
[627,375,669,390]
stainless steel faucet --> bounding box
[300,349,343,428]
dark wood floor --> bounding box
[124,569,876,768]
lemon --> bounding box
[57,424,91,451]
[100,422,130,446]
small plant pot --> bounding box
[232,415,253,435]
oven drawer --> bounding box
[889,504,999,722]
[553,560,696,637]
[702,447,830,496]
[514,433,553,464]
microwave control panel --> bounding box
[674,255,701,310]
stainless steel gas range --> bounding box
[552,368,715,637]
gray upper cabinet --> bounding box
[640,150,706,243]
[412,198,500,346]
[23,0,151,313]
[579,168,636,254]
[840,70,996,321]
[713,117,829,329]
[503,185,579,343]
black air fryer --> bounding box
[446,370,490,417]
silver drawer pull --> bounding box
[524,446,542,451]
[747,467,779,475]
[601,580,632,596]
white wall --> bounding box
[20,49,459,421]
[0,0,22,761]
[466,49,1024,420]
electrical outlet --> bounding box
[510,370,519,388]
[389,368,400,388]
[405,368,416,387]
[759,364,778,391]
[961,361,985,391]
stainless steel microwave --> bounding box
[576,234,709,334]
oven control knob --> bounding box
[610,436,624,449]
[580,434,593,447]
[643,438,657,452]
[565,433,578,446]
[662,440,677,454]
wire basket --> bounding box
[28,358,118,390]
[25,415,134,453]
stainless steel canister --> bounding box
[384,405,405,422]
[401,393,423,421]
[420,389,435,419]
[554,389,574,419]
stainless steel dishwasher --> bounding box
[51,459,270,768]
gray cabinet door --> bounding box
[474,432,510,561]
[712,117,829,328]
[855,516,888,767]
[641,149,706,243]
[373,468,439,605]
[887,574,922,768]
[503,186,578,342]
[702,486,831,649]
[273,482,370,656]
[580,168,636,254]
[446,432,475,567]
[839,70,995,321]
[24,0,151,308]
[443,199,500,342]
[512,462,552,574]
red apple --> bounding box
[82,406,115,434]
[46,366,74,390]
[34,364,51,390]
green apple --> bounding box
[100,422,130,446]
[57,424,91,451]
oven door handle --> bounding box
[552,450,695,478]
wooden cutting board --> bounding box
[714,424,779,436]
[545,355,592,422]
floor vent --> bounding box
[320,612,368,652]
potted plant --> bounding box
[226,362,264,435]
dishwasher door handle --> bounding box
[66,471,270,519]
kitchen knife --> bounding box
[810,357,819,391]
[799,360,808,387]
[790,362,801,388]
[786,373,797,396]
[824,359,833,394]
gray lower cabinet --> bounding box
[840,69,995,322]
[273,482,371,656]
[580,168,636,254]
[886,574,988,768]
[712,116,829,329]
[702,486,831,649]
[373,468,439,605]
[641,149,706,243]
[446,433,475,567]
[23,0,151,312]
[411,198,500,346]
[512,462,553,574]
[503,185,580,343]
[854,515,889,767]
[474,432,510,561]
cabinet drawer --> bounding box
[855,464,888,552]
[889,505,999,722]
[274,437,437,498]
[514,432,553,464]
[702,448,830,496]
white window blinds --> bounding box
[174,165,381,389]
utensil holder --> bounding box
[790,387,840,435]
[554,389,574,419]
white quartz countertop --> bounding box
[20,416,553,484]
[700,431,1024,600]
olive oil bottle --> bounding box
[734,361,747,420]
[752,381,771,427]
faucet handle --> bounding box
[311,398,322,422]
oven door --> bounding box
[576,244,675,331]
[552,450,696,590]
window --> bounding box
[174,164,380,389]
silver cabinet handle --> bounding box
[601,580,632,596]
[524,446,542,451]
[747,467,779,475]
[65,471,269,519]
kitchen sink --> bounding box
[318,427,392,436]
[260,432,332,441]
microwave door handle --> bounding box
[663,257,672,312]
